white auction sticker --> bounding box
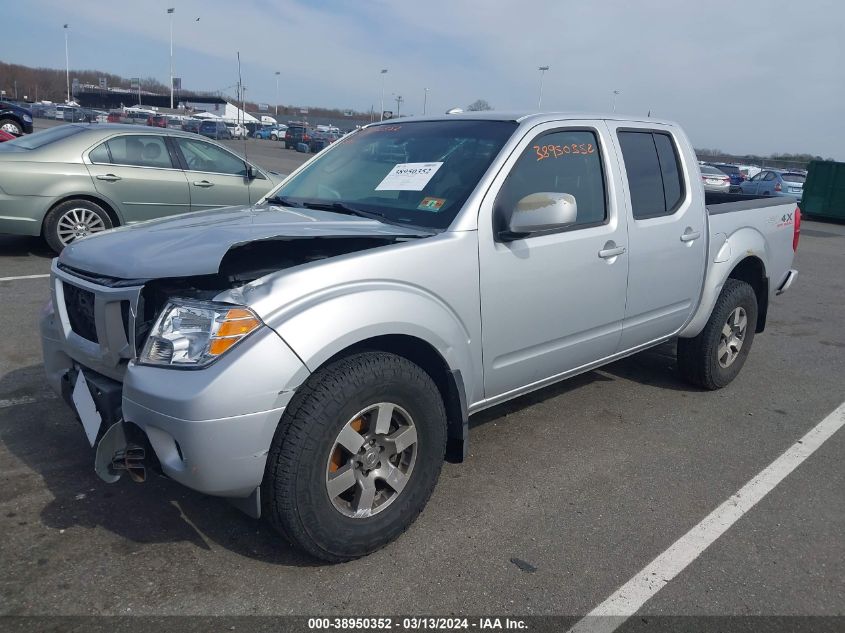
[375,162,444,191]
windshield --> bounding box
[781,173,806,183]
[2,124,85,150]
[268,120,517,229]
[700,165,725,176]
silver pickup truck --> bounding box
[40,112,800,561]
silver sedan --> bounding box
[700,164,731,193]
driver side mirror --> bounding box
[500,192,578,241]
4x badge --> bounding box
[776,211,794,228]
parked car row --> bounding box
[0,124,281,252]
[700,161,806,200]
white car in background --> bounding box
[227,123,249,139]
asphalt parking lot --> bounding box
[0,148,843,621]
[31,117,312,178]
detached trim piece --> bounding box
[776,269,798,295]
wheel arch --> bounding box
[726,255,768,332]
[680,241,770,339]
[312,334,469,463]
[42,193,122,235]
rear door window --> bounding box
[105,135,174,168]
[618,130,685,219]
[782,173,805,183]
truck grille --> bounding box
[63,283,98,343]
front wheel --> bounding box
[0,118,22,135]
[263,351,447,562]
[677,278,758,390]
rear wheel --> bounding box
[43,199,113,253]
[677,279,758,390]
[263,351,447,562]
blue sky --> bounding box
[2,0,843,159]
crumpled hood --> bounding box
[59,204,431,280]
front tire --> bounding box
[677,278,758,390]
[43,199,113,253]
[0,118,23,135]
[263,351,447,562]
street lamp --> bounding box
[379,69,388,121]
[423,87,430,115]
[537,66,549,110]
[167,8,175,109]
[394,94,404,118]
[275,71,280,116]
[63,24,70,104]
[611,90,620,113]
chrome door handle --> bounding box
[192,180,214,187]
[598,246,626,259]
[96,174,121,182]
[680,230,702,242]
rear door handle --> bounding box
[96,174,121,182]
[680,230,702,242]
[598,246,626,259]
[192,180,214,187]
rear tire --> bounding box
[677,278,758,390]
[43,199,113,253]
[263,351,447,562]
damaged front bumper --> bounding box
[41,302,309,514]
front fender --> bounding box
[679,227,770,338]
[261,282,476,396]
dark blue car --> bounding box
[709,163,745,190]
[0,101,34,136]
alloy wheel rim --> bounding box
[56,208,106,246]
[325,402,418,518]
[1,123,19,134]
[718,306,747,368]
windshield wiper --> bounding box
[299,201,436,233]
[265,195,303,208]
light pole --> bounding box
[423,87,430,115]
[394,94,403,118]
[537,65,549,110]
[63,24,70,104]
[379,69,388,121]
[612,89,620,113]
[167,8,175,109]
[274,71,280,116]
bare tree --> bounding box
[467,99,493,111]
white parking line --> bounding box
[569,401,845,633]
[0,395,40,409]
[0,274,50,282]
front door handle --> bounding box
[192,180,214,187]
[680,229,702,242]
[96,174,121,182]
[598,245,626,259]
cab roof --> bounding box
[366,110,678,128]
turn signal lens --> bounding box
[216,316,261,337]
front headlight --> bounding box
[22,114,32,123]
[139,299,262,368]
